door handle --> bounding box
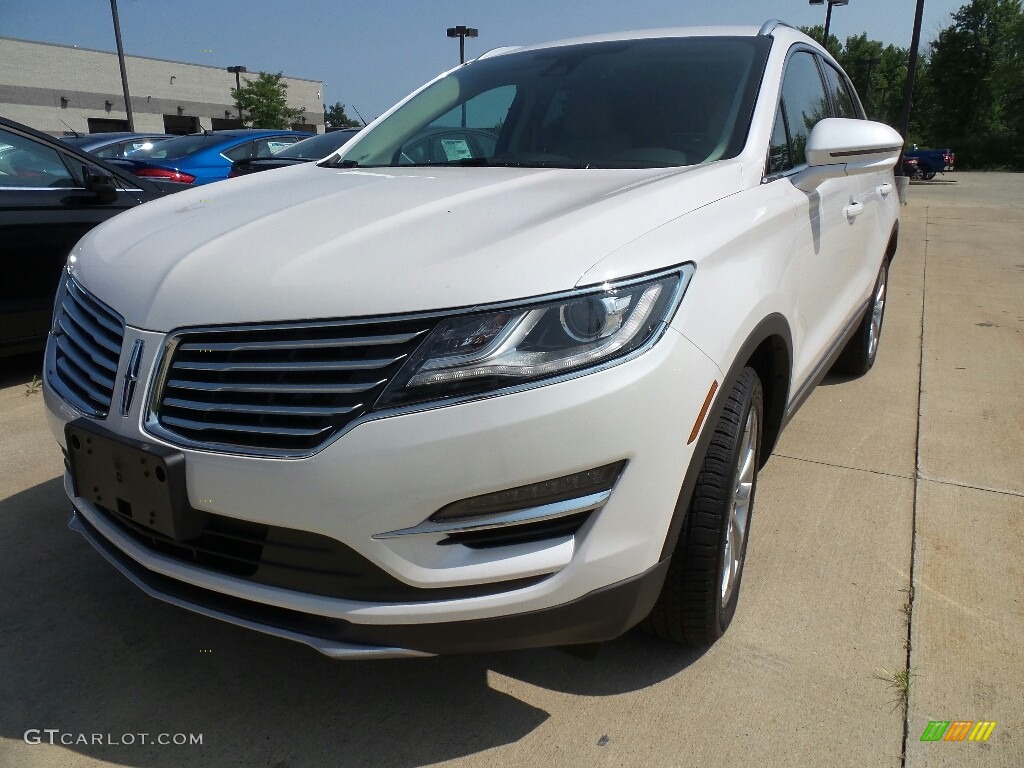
[844,201,865,220]
[878,183,894,196]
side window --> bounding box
[0,128,76,188]
[780,52,830,167]
[822,64,859,119]
[766,105,791,175]
[255,137,300,158]
[222,141,256,162]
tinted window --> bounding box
[0,128,75,188]
[340,37,771,169]
[767,106,791,175]
[281,130,359,159]
[222,141,256,162]
[259,137,303,157]
[135,134,223,160]
[780,52,830,167]
[95,138,170,159]
[823,64,859,119]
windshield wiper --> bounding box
[482,159,587,169]
[395,158,586,169]
[321,158,360,168]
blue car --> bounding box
[113,129,312,185]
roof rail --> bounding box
[758,19,796,36]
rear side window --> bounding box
[822,64,860,119]
[140,133,220,160]
[222,141,256,162]
[779,52,829,167]
[257,137,300,157]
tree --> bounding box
[231,72,305,129]
[803,4,1024,169]
[325,102,361,128]
[925,0,1023,165]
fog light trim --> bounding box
[373,490,612,540]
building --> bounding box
[0,37,324,136]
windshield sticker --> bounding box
[440,139,473,161]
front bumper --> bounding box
[70,508,671,657]
[46,324,721,654]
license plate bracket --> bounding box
[65,420,205,542]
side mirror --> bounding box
[794,118,904,192]
[83,165,119,204]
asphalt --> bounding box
[0,171,1020,768]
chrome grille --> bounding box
[152,318,436,454]
[48,278,125,417]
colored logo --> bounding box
[921,721,996,742]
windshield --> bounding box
[126,134,222,160]
[333,36,769,170]
[279,130,359,159]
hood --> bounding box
[72,160,743,331]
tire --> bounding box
[643,367,763,646]
[832,259,888,376]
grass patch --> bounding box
[876,666,915,713]
[24,375,42,397]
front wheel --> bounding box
[643,367,763,646]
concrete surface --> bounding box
[0,172,1020,768]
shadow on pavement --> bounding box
[0,476,701,767]
[817,371,862,387]
[0,351,45,390]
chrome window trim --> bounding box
[141,264,694,460]
[0,186,88,192]
[760,43,830,184]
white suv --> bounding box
[43,22,900,658]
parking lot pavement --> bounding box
[0,173,1020,768]
[902,173,1024,768]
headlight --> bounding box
[376,266,693,409]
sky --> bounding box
[2,1,967,122]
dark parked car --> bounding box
[113,129,312,185]
[61,132,173,160]
[230,128,360,176]
[0,117,177,357]
[899,155,921,177]
[903,145,955,180]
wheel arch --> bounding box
[885,220,899,263]
[659,313,792,560]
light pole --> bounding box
[898,0,926,141]
[226,65,247,121]
[809,0,849,51]
[109,0,134,131]
[446,25,478,65]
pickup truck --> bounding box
[904,145,955,180]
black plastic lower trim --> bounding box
[74,509,671,654]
